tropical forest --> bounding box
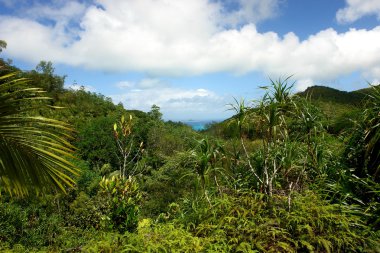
[1,39,380,252]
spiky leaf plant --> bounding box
[0,72,78,196]
[364,84,380,180]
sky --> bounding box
[1,0,380,121]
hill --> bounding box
[297,85,368,105]
[205,85,372,137]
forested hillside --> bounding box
[1,58,380,252]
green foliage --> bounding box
[100,163,113,176]
[329,109,361,134]
[52,88,121,126]
[297,85,367,106]
[98,176,141,233]
[141,152,197,217]
[189,138,227,196]
[28,61,65,93]
[147,104,163,121]
[76,116,119,168]
[224,78,349,198]
[344,84,380,181]
[205,119,241,139]
[113,115,144,177]
[122,219,208,252]
[0,72,78,196]
[66,191,103,229]
[227,97,252,137]
[363,84,380,179]
[244,78,296,195]
[0,40,7,53]
[80,232,125,252]
[145,120,198,169]
[169,191,379,252]
[75,159,101,196]
[0,199,62,248]
[1,57,379,252]
[71,222,207,253]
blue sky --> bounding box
[1,0,380,120]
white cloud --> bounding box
[111,78,228,120]
[25,1,86,20]
[25,1,87,45]
[364,66,380,81]
[216,0,280,27]
[137,78,166,89]
[295,79,315,92]
[67,84,95,91]
[336,0,380,23]
[115,78,167,90]
[116,81,134,89]
[1,0,380,86]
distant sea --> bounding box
[182,120,221,131]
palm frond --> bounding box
[0,72,79,196]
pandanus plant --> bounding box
[229,77,298,196]
[190,138,226,201]
[363,84,380,180]
[0,72,78,196]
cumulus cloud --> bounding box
[111,78,228,120]
[25,1,87,44]
[67,84,95,91]
[336,0,380,23]
[216,0,281,27]
[1,0,380,88]
[295,79,316,92]
[115,78,168,90]
[115,81,134,89]
[136,78,167,89]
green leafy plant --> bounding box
[170,191,378,252]
[0,72,78,196]
[98,175,141,233]
[113,115,144,177]
[190,138,226,193]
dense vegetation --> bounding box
[1,52,380,252]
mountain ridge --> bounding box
[296,85,370,106]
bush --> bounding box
[169,191,379,252]
[140,152,197,217]
[123,219,209,252]
[0,200,62,248]
[98,176,141,233]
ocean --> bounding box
[182,120,220,131]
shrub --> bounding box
[98,176,141,233]
[170,191,379,252]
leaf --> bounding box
[0,72,79,196]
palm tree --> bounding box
[0,72,78,196]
